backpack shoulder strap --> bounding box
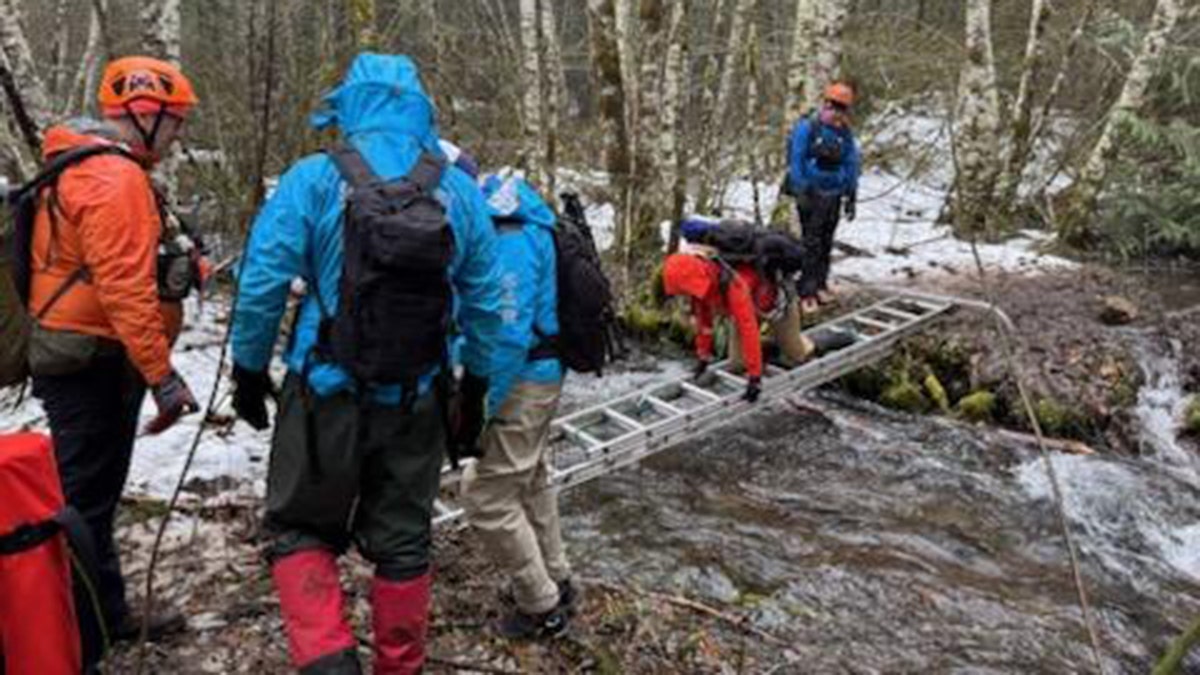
[12,144,137,204]
[327,144,379,188]
[408,151,444,193]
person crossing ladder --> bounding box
[784,81,862,314]
[229,53,523,675]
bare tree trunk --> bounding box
[785,0,817,124]
[746,22,766,225]
[0,0,53,133]
[803,0,850,113]
[1059,0,1182,245]
[67,0,106,118]
[950,0,1002,237]
[141,0,183,66]
[996,0,1052,208]
[518,0,545,185]
[662,0,688,249]
[90,0,115,62]
[614,0,638,275]
[1030,0,1098,146]
[540,0,565,194]
[49,0,71,107]
[698,0,754,212]
[587,0,631,256]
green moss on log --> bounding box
[881,378,930,413]
[1034,398,1084,437]
[924,373,951,413]
[1185,397,1200,437]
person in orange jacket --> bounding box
[661,253,813,402]
[27,56,201,670]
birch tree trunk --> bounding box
[587,0,631,256]
[0,0,53,134]
[996,0,1052,208]
[785,0,817,125]
[746,22,765,225]
[803,0,849,113]
[1030,0,1098,146]
[50,0,71,107]
[66,1,105,118]
[661,0,688,245]
[518,0,545,185]
[541,0,565,194]
[141,0,183,66]
[1059,0,1183,245]
[951,0,1002,237]
[698,0,754,212]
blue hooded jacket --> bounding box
[478,174,562,411]
[231,54,522,405]
[787,111,861,198]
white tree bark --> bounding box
[699,0,754,211]
[587,0,631,254]
[803,0,849,113]
[0,0,53,133]
[785,0,816,123]
[518,0,545,185]
[952,0,1002,235]
[141,0,183,67]
[661,0,688,229]
[996,0,1053,206]
[540,0,565,193]
[66,0,105,117]
[50,0,71,107]
[1067,0,1182,227]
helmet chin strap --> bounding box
[124,101,170,157]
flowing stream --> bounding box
[559,334,1200,672]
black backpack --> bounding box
[680,218,806,278]
[532,192,622,375]
[781,112,846,195]
[315,146,454,390]
[1,144,138,388]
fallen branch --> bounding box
[579,577,788,646]
[993,429,1095,455]
[426,656,523,674]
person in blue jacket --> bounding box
[459,171,577,640]
[786,81,861,312]
[228,54,523,675]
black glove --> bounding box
[743,376,762,403]
[145,370,199,435]
[844,192,857,222]
[692,358,711,380]
[453,371,489,460]
[232,364,273,431]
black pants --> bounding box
[265,376,446,581]
[796,192,843,297]
[32,354,146,671]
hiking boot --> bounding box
[499,578,579,614]
[111,609,188,643]
[496,605,569,640]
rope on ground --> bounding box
[965,239,1107,675]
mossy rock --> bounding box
[881,379,930,413]
[1034,398,1084,436]
[623,304,666,339]
[957,390,997,423]
[924,373,951,413]
[1184,397,1200,437]
[838,364,890,400]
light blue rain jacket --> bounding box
[479,174,562,412]
[231,54,524,406]
[787,113,861,197]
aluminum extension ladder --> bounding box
[433,292,956,527]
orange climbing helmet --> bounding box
[824,82,855,108]
[98,56,199,119]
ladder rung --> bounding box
[604,407,646,431]
[713,370,747,387]
[851,315,896,331]
[645,395,683,415]
[874,305,921,322]
[560,422,603,448]
[679,381,723,402]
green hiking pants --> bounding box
[265,375,446,580]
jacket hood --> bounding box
[310,53,439,152]
[41,119,124,159]
[480,174,556,231]
[662,253,717,299]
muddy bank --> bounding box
[829,267,1200,454]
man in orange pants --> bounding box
[0,433,81,675]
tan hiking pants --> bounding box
[461,380,569,614]
[729,299,814,372]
